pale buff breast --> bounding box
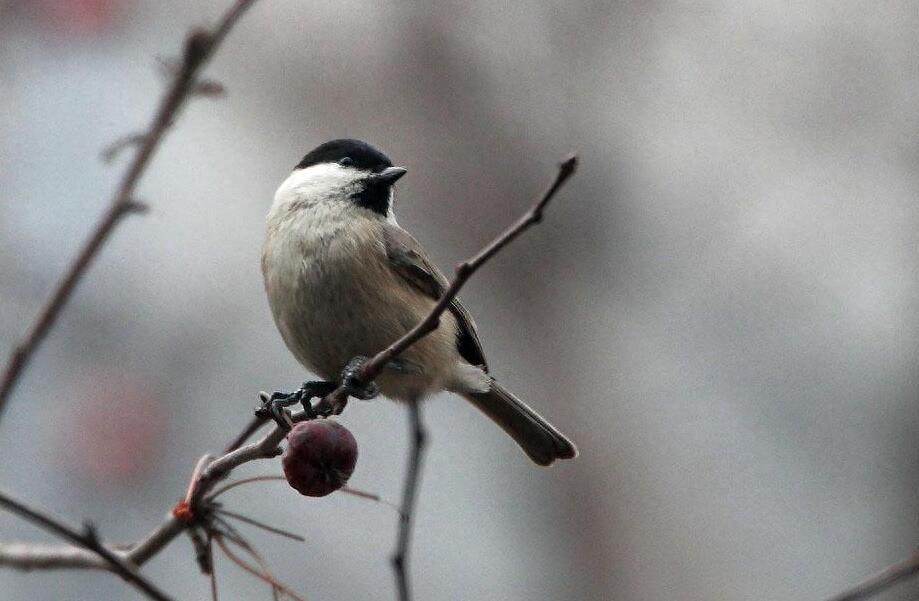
[262,204,460,402]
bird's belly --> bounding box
[263,228,458,400]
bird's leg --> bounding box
[340,355,380,400]
[297,380,338,416]
[255,380,337,429]
[311,356,379,417]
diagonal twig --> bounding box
[823,548,919,601]
[0,0,260,424]
[0,491,173,601]
[213,533,302,601]
[213,508,305,542]
[213,518,282,601]
[207,475,287,500]
[208,535,219,601]
[317,155,579,414]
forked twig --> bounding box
[213,533,304,601]
[214,508,305,542]
[0,491,173,601]
[0,0,260,422]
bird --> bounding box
[260,138,577,466]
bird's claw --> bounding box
[341,356,379,400]
[255,390,300,430]
[255,380,338,428]
[312,395,348,417]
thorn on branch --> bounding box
[187,527,213,575]
[100,133,147,164]
[81,522,100,547]
[184,29,214,67]
[558,154,578,179]
[455,262,473,278]
[123,199,150,214]
[192,79,226,97]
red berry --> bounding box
[282,420,358,497]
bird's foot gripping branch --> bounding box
[256,380,340,429]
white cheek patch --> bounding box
[273,163,361,209]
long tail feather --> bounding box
[463,382,577,466]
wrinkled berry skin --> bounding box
[282,420,358,497]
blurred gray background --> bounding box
[2,1,919,600]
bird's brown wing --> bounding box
[382,224,488,371]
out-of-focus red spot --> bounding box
[61,374,165,484]
[34,0,121,34]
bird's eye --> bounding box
[338,157,354,167]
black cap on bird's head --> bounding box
[296,139,392,171]
[295,139,407,215]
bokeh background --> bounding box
[2,1,919,600]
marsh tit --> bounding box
[261,139,577,465]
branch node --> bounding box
[100,133,147,164]
[559,154,579,178]
[455,261,473,279]
[81,522,100,547]
[184,29,214,67]
[192,79,226,98]
[172,501,195,524]
[122,199,150,215]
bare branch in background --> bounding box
[392,400,426,601]
[0,0,259,423]
[0,491,173,601]
[824,549,919,601]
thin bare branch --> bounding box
[0,0,260,423]
[0,542,107,571]
[224,412,270,453]
[824,549,919,601]
[214,535,305,601]
[208,536,219,601]
[214,520,282,601]
[208,475,287,500]
[185,454,216,505]
[214,509,305,542]
[391,401,426,601]
[340,486,401,514]
[317,155,579,412]
[0,491,173,601]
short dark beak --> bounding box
[371,166,407,185]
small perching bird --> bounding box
[261,139,577,465]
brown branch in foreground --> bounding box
[0,156,579,598]
[0,0,259,423]
[0,491,173,601]
[824,549,919,601]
